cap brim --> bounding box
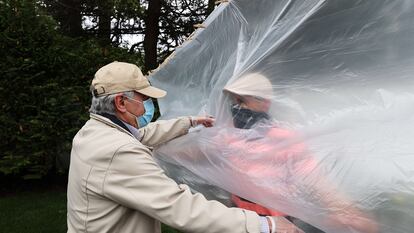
[223,87,273,99]
[223,87,249,97]
[137,86,167,98]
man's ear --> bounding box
[114,94,127,113]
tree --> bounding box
[43,0,83,37]
[97,0,113,47]
[207,0,215,15]
[0,0,218,179]
[144,0,162,71]
[42,0,216,71]
[0,0,143,179]
[157,0,212,61]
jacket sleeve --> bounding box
[138,117,191,147]
[102,143,261,233]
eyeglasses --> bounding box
[123,95,143,105]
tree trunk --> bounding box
[144,0,162,72]
[63,0,82,37]
[97,0,112,47]
[47,0,83,37]
[207,0,216,16]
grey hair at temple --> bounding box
[89,91,135,115]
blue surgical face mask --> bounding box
[137,98,155,128]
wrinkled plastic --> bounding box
[149,0,414,232]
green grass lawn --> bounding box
[0,188,180,233]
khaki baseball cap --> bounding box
[91,61,166,98]
[223,73,273,99]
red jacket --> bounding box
[225,127,317,216]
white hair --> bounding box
[89,91,135,114]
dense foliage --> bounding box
[0,0,143,179]
[43,0,215,70]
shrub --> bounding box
[0,0,143,179]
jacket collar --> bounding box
[90,113,136,139]
[100,113,131,133]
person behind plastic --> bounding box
[66,61,305,233]
[221,73,378,233]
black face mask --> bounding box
[231,104,270,129]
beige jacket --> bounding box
[67,113,260,233]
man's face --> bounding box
[122,92,149,127]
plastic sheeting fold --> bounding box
[150,0,414,232]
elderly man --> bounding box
[66,62,304,233]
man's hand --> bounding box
[191,116,215,127]
[268,216,305,233]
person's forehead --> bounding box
[242,95,265,102]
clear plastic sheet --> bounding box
[149,0,414,232]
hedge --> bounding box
[0,0,143,179]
